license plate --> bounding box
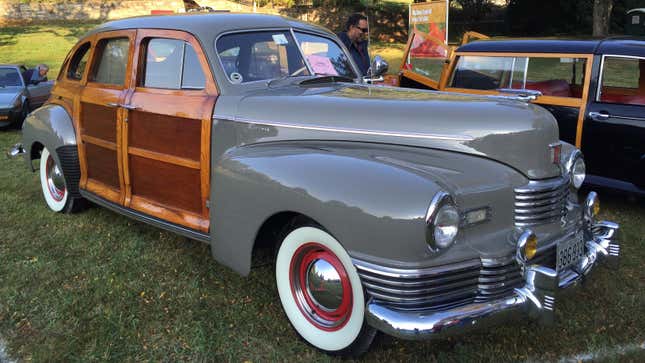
[557,232,585,271]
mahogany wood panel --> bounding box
[128,147,200,169]
[130,195,208,232]
[128,110,202,161]
[85,179,121,204]
[85,143,120,190]
[129,155,202,214]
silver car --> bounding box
[10,13,620,356]
[0,64,52,129]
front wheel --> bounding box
[39,147,86,213]
[275,223,376,356]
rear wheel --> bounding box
[39,147,86,213]
[275,222,376,356]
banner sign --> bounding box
[409,0,449,59]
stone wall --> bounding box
[0,0,185,24]
[0,0,283,24]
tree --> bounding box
[593,0,613,37]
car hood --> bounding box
[0,89,21,107]
[230,83,562,179]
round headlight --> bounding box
[571,157,586,189]
[517,230,538,262]
[433,204,460,249]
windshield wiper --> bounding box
[299,74,354,85]
[267,66,310,87]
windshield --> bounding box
[215,30,356,84]
[0,67,23,87]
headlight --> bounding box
[571,157,586,188]
[433,204,460,248]
[564,150,585,189]
[426,191,460,251]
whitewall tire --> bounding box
[276,224,376,356]
[39,147,69,212]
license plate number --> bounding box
[557,232,585,271]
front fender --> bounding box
[22,104,77,171]
[210,141,450,276]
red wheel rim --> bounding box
[289,242,353,331]
[45,154,65,202]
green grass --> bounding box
[0,22,100,79]
[1,22,645,362]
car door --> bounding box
[583,55,645,191]
[77,30,135,204]
[26,81,53,110]
[122,29,218,232]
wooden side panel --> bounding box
[129,156,202,214]
[128,110,202,161]
[81,103,118,142]
[85,143,120,190]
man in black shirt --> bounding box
[337,13,370,76]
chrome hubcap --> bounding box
[289,242,353,331]
[46,155,65,201]
[306,259,344,311]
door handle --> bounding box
[589,111,610,121]
[120,104,139,110]
[106,102,120,108]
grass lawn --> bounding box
[1,22,645,362]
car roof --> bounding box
[85,13,333,41]
[457,38,645,57]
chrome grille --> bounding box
[354,259,481,311]
[514,177,569,227]
[475,258,523,302]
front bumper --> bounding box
[364,220,620,340]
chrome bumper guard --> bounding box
[365,220,620,340]
[6,143,25,159]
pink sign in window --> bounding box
[306,55,338,76]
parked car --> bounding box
[0,64,52,129]
[396,37,645,196]
[9,14,620,356]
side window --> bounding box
[450,56,523,90]
[142,38,205,90]
[598,56,645,106]
[407,32,449,82]
[67,42,91,81]
[89,37,129,85]
[524,57,587,98]
[450,55,586,98]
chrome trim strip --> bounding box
[214,114,475,142]
[425,191,451,224]
[80,190,210,244]
[352,258,481,280]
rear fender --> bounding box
[21,104,77,171]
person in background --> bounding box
[22,64,49,85]
[337,13,370,76]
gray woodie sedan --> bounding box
[0,64,52,129]
[10,13,620,356]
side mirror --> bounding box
[369,55,389,78]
